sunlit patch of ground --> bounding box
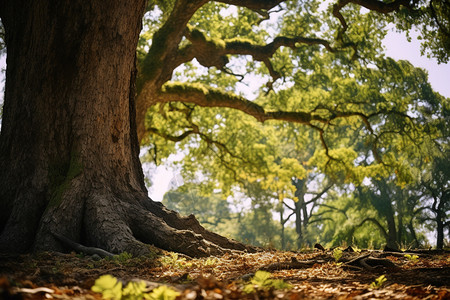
[1,249,449,299]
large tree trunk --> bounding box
[0,0,251,257]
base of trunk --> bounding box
[0,187,256,258]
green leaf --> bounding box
[91,275,123,300]
[148,285,180,300]
[244,271,291,293]
[404,254,419,262]
[333,248,343,262]
[122,281,148,299]
[251,270,272,287]
[271,279,292,290]
[370,275,387,289]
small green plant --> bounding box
[333,247,343,263]
[203,257,218,267]
[113,252,134,264]
[91,274,180,300]
[351,245,362,253]
[243,271,291,294]
[370,275,387,289]
[404,254,419,262]
[160,252,192,269]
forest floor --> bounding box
[1,246,449,299]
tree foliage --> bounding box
[132,0,449,249]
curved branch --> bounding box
[139,0,208,87]
[150,82,398,167]
[157,82,325,125]
[147,127,197,142]
[311,124,340,163]
[180,26,353,81]
[306,184,334,205]
[215,0,285,10]
[357,217,388,239]
[282,211,296,224]
[148,120,242,163]
[225,35,338,57]
[318,204,348,218]
[283,200,295,211]
[333,0,413,34]
[429,0,450,37]
[349,0,413,13]
[333,1,349,31]
[308,217,335,224]
[137,7,356,141]
[413,206,436,216]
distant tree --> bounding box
[162,184,234,230]
[163,181,297,249]
[356,180,422,248]
[313,192,381,248]
[284,176,333,248]
[416,143,450,249]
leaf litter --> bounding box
[1,248,449,299]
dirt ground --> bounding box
[1,247,449,299]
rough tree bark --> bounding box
[0,0,252,257]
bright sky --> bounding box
[0,24,448,202]
[383,29,450,98]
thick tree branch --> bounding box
[150,82,405,168]
[136,0,208,141]
[147,127,197,142]
[215,0,285,10]
[157,82,327,125]
[180,25,354,85]
[350,0,413,13]
[333,0,413,33]
[139,0,208,87]
[137,7,356,141]
[429,0,450,37]
[224,35,337,57]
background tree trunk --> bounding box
[0,0,251,257]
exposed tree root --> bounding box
[23,188,256,258]
[125,200,228,257]
[344,253,399,270]
[51,232,115,258]
[260,256,324,271]
[258,252,399,272]
[142,200,260,253]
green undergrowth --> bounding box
[92,275,180,300]
[91,270,292,300]
[370,275,387,289]
[243,271,292,294]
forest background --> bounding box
[0,0,449,252]
[143,23,450,251]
